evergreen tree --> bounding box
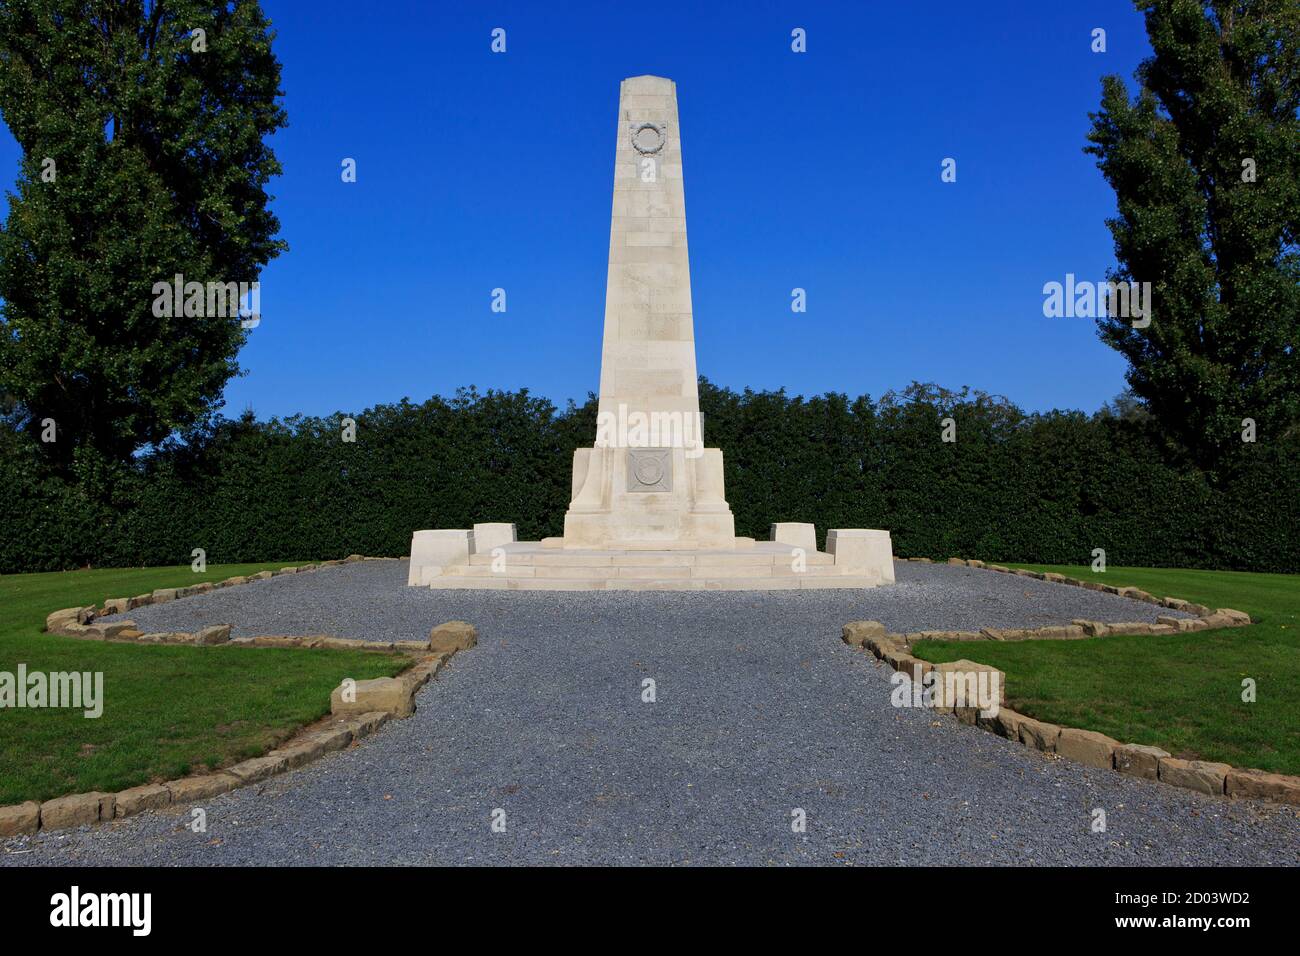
[1086,0,1299,467]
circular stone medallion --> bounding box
[631,123,666,155]
[632,455,665,486]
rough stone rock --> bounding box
[1042,572,1067,583]
[151,588,179,603]
[250,571,274,580]
[127,593,154,610]
[40,792,108,829]
[0,801,41,836]
[1019,717,1062,753]
[1028,624,1086,639]
[1225,769,1300,805]
[226,754,291,784]
[946,558,967,566]
[1158,758,1231,796]
[222,576,248,588]
[1114,743,1169,780]
[319,637,369,651]
[95,621,137,639]
[102,597,130,615]
[1197,612,1239,629]
[152,632,195,644]
[253,635,303,648]
[930,660,1005,711]
[304,725,354,754]
[279,566,300,574]
[330,676,414,718]
[1056,728,1118,769]
[165,774,240,803]
[842,620,886,647]
[45,606,92,632]
[195,624,232,646]
[276,738,327,769]
[885,651,927,680]
[115,784,171,818]
[343,711,391,739]
[980,627,1028,641]
[428,620,477,653]
[1106,622,1156,636]
[865,634,902,659]
[1217,608,1252,625]
[994,708,1028,741]
[401,657,445,693]
[914,630,983,641]
[1073,619,1109,637]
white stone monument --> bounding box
[408,76,894,590]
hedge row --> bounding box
[2,380,1297,573]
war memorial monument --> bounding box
[408,76,893,591]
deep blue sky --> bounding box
[1,0,1152,419]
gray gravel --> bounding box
[5,561,1295,866]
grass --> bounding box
[0,563,407,805]
[913,565,1300,775]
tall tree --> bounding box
[0,0,286,483]
[1086,0,1299,467]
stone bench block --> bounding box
[408,529,475,585]
[826,529,895,584]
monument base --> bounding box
[407,523,894,591]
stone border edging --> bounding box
[2,560,474,839]
[44,554,397,640]
[842,564,1298,806]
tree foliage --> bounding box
[1086,0,1300,467]
[2,379,1296,574]
[0,0,287,482]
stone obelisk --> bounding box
[561,75,737,550]
[405,76,895,589]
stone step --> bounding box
[427,574,880,592]
[443,562,858,580]
[466,548,835,568]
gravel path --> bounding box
[5,561,1296,866]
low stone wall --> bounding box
[3,560,475,839]
[842,563,1299,806]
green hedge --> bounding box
[2,380,1296,573]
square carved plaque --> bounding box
[626,448,672,493]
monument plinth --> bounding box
[407,76,894,590]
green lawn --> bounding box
[0,563,407,805]
[913,565,1300,775]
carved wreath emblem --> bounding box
[630,122,666,155]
